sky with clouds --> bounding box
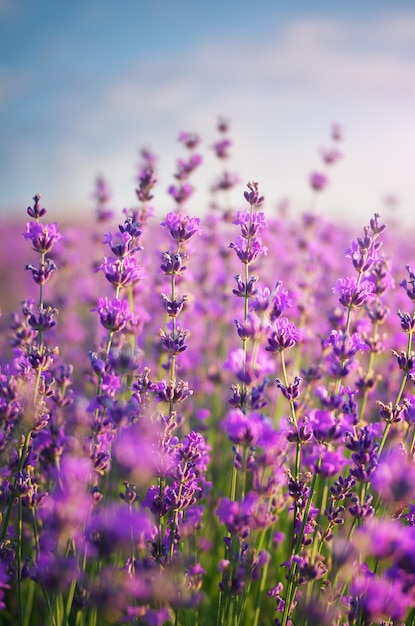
[1,0,415,226]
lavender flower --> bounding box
[212,138,232,159]
[178,131,201,150]
[319,147,343,165]
[372,446,415,504]
[161,213,201,242]
[5,125,415,626]
[348,573,413,624]
[174,154,203,180]
[401,264,415,301]
[266,317,300,353]
[233,210,266,238]
[95,255,145,288]
[333,276,375,308]
[91,297,133,332]
[309,172,328,191]
[221,408,265,446]
[26,193,47,219]
[23,221,62,253]
[229,235,267,264]
[103,230,142,259]
[25,258,57,284]
[243,181,264,207]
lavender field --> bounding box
[1,122,415,626]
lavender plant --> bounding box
[2,124,415,626]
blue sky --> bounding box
[1,0,415,225]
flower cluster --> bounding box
[3,123,415,626]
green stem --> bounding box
[157,476,165,560]
[63,578,77,626]
[1,428,33,541]
[358,318,379,424]
[280,351,297,429]
[240,446,248,500]
[230,448,238,502]
[311,476,328,563]
[281,470,318,626]
[33,366,43,410]
[377,371,408,458]
[375,308,414,458]
[279,351,301,482]
[17,498,23,626]
[23,580,36,626]
[252,529,272,626]
[169,469,187,560]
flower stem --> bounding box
[281,469,318,626]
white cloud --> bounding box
[3,12,415,226]
[60,13,415,134]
